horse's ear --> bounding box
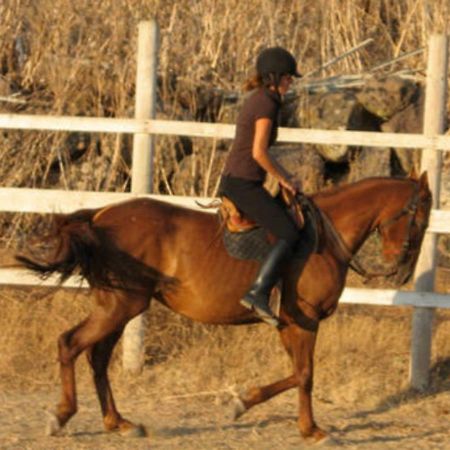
[419,171,429,189]
[408,166,419,180]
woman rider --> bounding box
[220,47,303,327]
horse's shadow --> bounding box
[351,357,450,420]
[130,357,450,441]
[154,413,296,438]
[331,426,436,447]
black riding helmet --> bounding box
[256,47,302,78]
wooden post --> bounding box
[122,20,159,373]
[409,34,448,390]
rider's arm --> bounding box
[252,118,301,194]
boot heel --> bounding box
[240,297,253,310]
[240,297,280,327]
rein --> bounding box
[318,210,373,277]
[318,182,420,281]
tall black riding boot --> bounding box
[240,239,293,327]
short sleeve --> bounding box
[253,94,277,121]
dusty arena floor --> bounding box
[1,376,450,449]
[1,258,450,449]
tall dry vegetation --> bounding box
[0,0,448,198]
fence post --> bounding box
[122,20,159,373]
[409,34,449,390]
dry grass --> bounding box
[1,282,449,403]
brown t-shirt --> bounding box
[223,87,280,181]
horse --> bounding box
[17,172,432,443]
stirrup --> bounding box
[240,297,280,327]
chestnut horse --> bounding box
[17,173,431,443]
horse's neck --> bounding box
[316,179,410,254]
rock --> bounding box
[171,149,228,196]
[300,91,381,162]
[381,88,424,134]
[347,146,391,183]
[381,88,424,174]
[355,76,419,120]
[266,145,325,195]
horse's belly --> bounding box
[161,268,255,324]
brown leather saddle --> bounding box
[219,186,306,233]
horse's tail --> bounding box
[16,208,176,293]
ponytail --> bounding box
[242,72,282,95]
[243,74,263,92]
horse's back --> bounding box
[93,198,244,267]
[92,198,214,232]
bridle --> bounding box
[320,182,421,281]
[376,182,420,267]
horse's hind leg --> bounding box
[48,291,149,436]
[85,329,146,437]
[46,320,88,435]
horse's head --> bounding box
[377,172,432,285]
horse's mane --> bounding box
[312,176,413,201]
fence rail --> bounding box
[2,267,449,309]
[1,113,450,150]
[1,186,450,232]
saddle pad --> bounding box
[223,227,272,262]
[222,204,318,263]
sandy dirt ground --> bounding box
[1,378,450,449]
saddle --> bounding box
[219,186,306,233]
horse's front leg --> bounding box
[284,324,327,442]
[230,374,298,420]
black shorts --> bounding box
[219,175,300,245]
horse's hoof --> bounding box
[119,424,147,438]
[229,397,247,421]
[303,428,329,445]
[45,411,62,436]
[313,435,336,446]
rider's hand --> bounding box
[280,176,302,195]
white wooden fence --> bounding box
[0,22,449,389]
